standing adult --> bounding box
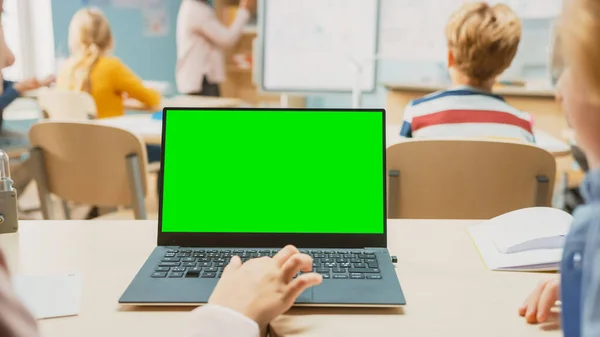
[176,0,255,97]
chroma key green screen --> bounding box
[160,109,384,234]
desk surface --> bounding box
[97,115,163,145]
[386,124,571,157]
[1,220,559,337]
[124,95,244,112]
[98,116,571,157]
[384,83,556,98]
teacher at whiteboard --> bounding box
[176,0,255,97]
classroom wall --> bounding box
[50,1,553,108]
[306,18,554,108]
[51,0,182,94]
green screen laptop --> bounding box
[119,108,406,307]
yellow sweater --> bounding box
[57,56,161,119]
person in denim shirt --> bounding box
[519,0,600,336]
[0,23,53,143]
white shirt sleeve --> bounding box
[187,305,260,337]
[188,3,251,49]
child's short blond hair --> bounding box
[562,0,600,103]
[446,2,522,84]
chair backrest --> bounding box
[28,122,148,214]
[37,89,97,120]
[386,139,556,219]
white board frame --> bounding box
[259,0,380,94]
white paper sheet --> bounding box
[13,274,83,319]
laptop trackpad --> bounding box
[297,288,313,303]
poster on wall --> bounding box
[141,0,168,37]
[143,8,169,36]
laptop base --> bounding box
[119,246,406,307]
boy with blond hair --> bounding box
[400,2,534,142]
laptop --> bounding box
[119,108,406,307]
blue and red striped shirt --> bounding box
[400,86,535,143]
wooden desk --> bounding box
[24,90,244,111]
[3,98,42,121]
[97,115,163,145]
[124,95,245,112]
[98,117,572,158]
[561,128,576,145]
[384,83,567,138]
[386,124,570,157]
[0,220,560,337]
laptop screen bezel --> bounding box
[157,108,387,248]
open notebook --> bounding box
[469,207,573,271]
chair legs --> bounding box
[387,170,400,219]
[29,148,53,220]
[62,200,71,220]
[11,157,33,195]
[125,154,147,220]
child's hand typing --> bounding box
[209,245,322,333]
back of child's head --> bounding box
[445,2,522,85]
[62,8,112,92]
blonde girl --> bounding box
[57,8,160,119]
[57,8,162,204]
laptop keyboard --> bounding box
[151,248,382,280]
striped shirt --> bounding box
[400,86,535,143]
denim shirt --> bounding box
[561,169,600,337]
[0,80,20,130]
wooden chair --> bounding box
[28,121,148,219]
[386,139,556,219]
[37,89,96,120]
[37,89,160,176]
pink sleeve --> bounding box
[0,249,40,337]
[189,6,251,48]
[186,305,260,337]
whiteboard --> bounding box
[378,0,563,61]
[260,0,379,93]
